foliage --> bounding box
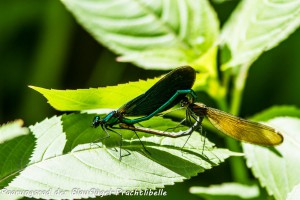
[1,0,300,199]
[190,182,261,200]
[0,116,239,199]
[243,107,300,200]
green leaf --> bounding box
[29,78,158,111]
[243,106,300,200]
[60,0,219,71]
[221,0,300,69]
[251,105,300,121]
[1,114,240,199]
[29,71,209,111]
[0,120,29,144]
[287,184,300,200]
[190,182,261,200]
[0,120,35,189]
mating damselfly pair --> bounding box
[92,66,283,160]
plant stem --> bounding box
[226,64,251,184]
[230,64,248,116]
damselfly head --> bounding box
[180,97,190,107]
[92,116,101,128]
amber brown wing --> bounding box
[206,107,284,146]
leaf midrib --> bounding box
[133,0,193,49]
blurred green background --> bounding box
[0,0,299,199]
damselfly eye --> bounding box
[180,97,189,107]
[92,116,101,128]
